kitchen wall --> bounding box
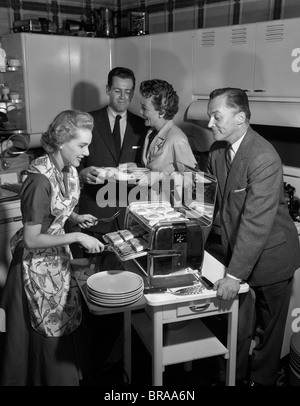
[1,0,300,38]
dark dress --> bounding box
[0,174,85,386]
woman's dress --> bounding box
[0,155,85,386]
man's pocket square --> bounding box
[132,146,140,149]
[233,188,246,193]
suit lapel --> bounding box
[223,128,254,197]
[95,109,119,164]
[216,148,228,199]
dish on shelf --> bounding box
[6,66,19,71]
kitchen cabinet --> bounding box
[150,31,194,126]
[0,199,22,293]
[113,34,151,115]
[193,24,256,96]
[254,18,300,98]
[1,33,112,144]
[69,36,113,112]
[193,17,300,99]
[2,34,70,138]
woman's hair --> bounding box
[41,110,94,153]
[209,87,251,122]
[140,79,179,120]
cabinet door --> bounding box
[23,34,70,134]
[150,31,194,125]
[254,18,300,98]
[113,35,150,115]
[69,37,112,112]
[193,24,256,96]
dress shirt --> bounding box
[230,132,246,158]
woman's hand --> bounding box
[78,233,105,254]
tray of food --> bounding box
[103,227,150,261]
[127,201,189,227]
[94,163,150,184]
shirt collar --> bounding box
[107,106,127,120]
[231,132,246,154]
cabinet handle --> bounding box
[0,216,22,225]
[242,89,251,92]
[189,303,210,312]
[253,89,266,92]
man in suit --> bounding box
[77,67,147,242]
[74,68,147,380]
[205,87,300,386]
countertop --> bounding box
[71,251,249,313]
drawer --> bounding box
[177,298,221,317]
[162,297,221,320]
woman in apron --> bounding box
[0,110,104,386]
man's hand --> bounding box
[79,166,105,184]
[213,276,240,300]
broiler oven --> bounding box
[103,171,217,290]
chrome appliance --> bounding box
[103,171,217,290]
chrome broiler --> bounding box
[103,171,217,290]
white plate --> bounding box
[87,270,143,294]
[88,291,143,307]
[87,284,144,299]
[115,172,135,181]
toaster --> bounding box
[103,171,217,290]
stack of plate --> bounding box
[289,332,300,385]
[86,270,144,307]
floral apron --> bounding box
[10,155,82,337]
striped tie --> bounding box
[225,145,234,175]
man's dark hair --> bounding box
[209,87,251,121]
[107,67,136,90]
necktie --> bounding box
[113,115,121,157]
[225,145,234,175]
[146,130,157,157]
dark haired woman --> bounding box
[0,110,104,386]
[139,79,198,202]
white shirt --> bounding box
[230,132,246,161]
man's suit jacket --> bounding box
[207,126,300,287]
[78,107,147,233]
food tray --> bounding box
[127,201,189,228]
[94,164,148,183]
[103,229,149,262]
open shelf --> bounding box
[132,312,228,367]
